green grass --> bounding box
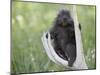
[11,2,96,74]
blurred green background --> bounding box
[11,1,96,74]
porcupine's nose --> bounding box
[63,16,67,21]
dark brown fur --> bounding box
[46,9,81,66]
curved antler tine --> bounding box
[41,32,58,63]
